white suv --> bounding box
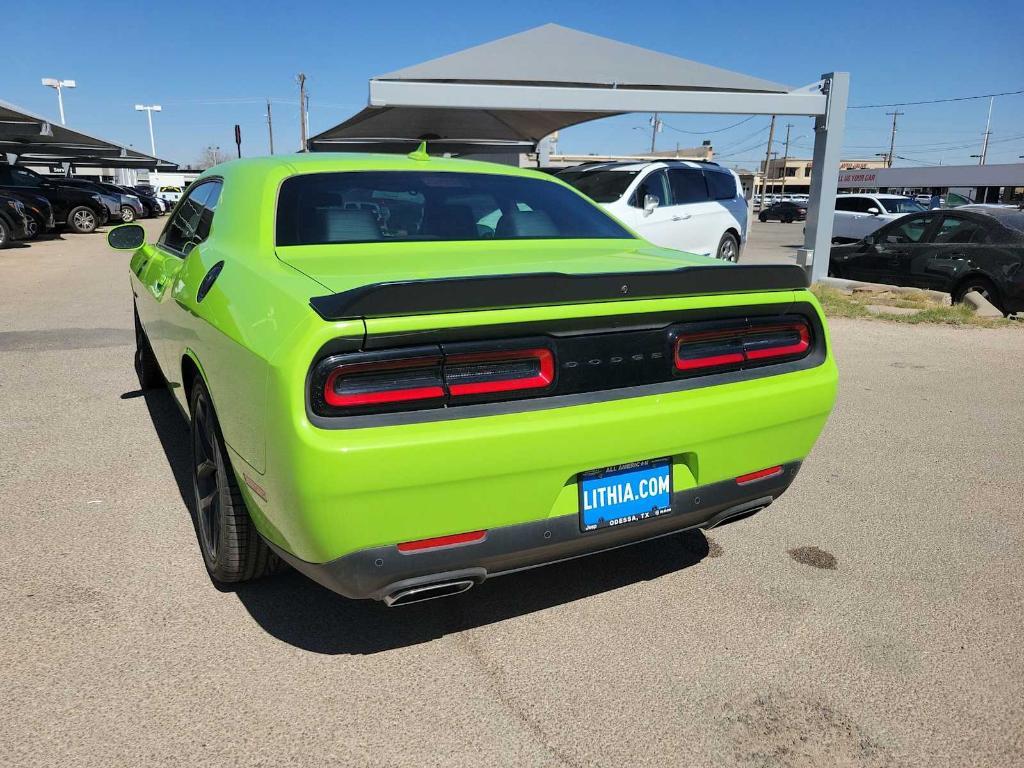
[557,161,748,261]
[833,193,927,243]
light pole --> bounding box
[41,78,76,124]
[134,104,162,156]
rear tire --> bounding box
[952,276,1004,314]
[134,305,165,389]
[189,377,282,584]
[67,206,98,234]
[0,217,10,249]
[758,213,768,223]
[121,205,136,223]
[716,231,740,263]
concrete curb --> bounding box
[962,291,1005,318]
[815,277,950,305]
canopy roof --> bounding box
[308,24,809,153]
[0,98,177,169]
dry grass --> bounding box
[810,285,1017,328]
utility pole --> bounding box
[649,112,661,154]
[297,73,308,151]
[760,115,777,206]
[979,96,993,166]
[134,104,162,156]
[885,110,903,168]
[266,99,275,155]
[780,123,793,199]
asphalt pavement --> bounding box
[2,220,1022,767]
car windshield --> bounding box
[879,198,926,214]
[556,169,640,203]
[276,171,634,246]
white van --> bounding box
[557,160,749,261]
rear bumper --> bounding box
[268,461,800,601]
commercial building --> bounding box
[756,157,887,197]
[836,162,1024,203]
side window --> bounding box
[159,180,221,255]
[704,170,737,200]
[883,216,931,244]
[668,169,709,205]
[630,170,671,209]
[8,167,43,188]
[933,216,986,245]
[835,198,854,212]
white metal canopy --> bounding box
[308,24,848,280]
[0,98,177,170]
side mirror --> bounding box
[867,207,881,215]
[107,223,146,251]
[643,194,660,216]
[863,234,875,246]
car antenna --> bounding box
[408,141,429,161]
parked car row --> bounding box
[0,165,170,248]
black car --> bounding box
[114,184,163,217]
[829,206,1024,315]
[0,188,56,239]
[0,190,33,247]
[0,165,109,233]
[759,201,807,223]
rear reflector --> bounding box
[736,466,783,485]
[397,530,487,553]
[446,347,554,397]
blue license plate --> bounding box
[578,458,673,532]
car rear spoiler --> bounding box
[308,264,809,321]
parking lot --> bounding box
[2,219,1023,767]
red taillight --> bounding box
[323,355,444,408]
[397,530,487,553]
[446,348,554,397]
[736,466,783,485]
[674,318,811,374]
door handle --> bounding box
[672,214,691,221]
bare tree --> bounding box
[197,145,229,168]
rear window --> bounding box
[276,171,633,246]
[557,169,639,203]
[704,170,738,200]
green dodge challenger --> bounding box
[109,151,837,606]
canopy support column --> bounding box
[801,71,848,282]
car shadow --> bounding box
[134,386,712,656]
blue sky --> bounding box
[3,0,1023,170]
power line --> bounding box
[660,114,757,135]
[850,87,1024,109]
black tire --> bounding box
[24,216,40,240]
[0,217,10,249]
[189,377,282,584]
[952,276,1004,314]
[758,213,768,223]
[121,205,136,223]
[67,205,98,234]
[782,217,793,224]
[716,231,740,263]
[133,305,165,389]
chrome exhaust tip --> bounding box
[383,579,476,607]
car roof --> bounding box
[838,192,909,199]
[559,159,728,174]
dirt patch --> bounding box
[788,546,837,570]
[718,691,895,767]
[706,536,724,558]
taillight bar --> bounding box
[314,341,556,415]
[673,317,811,375]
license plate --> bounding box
[578,458,673,532]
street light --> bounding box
[134,104,162,157]
[41,78,76,124]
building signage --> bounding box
[839,170,877,184]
